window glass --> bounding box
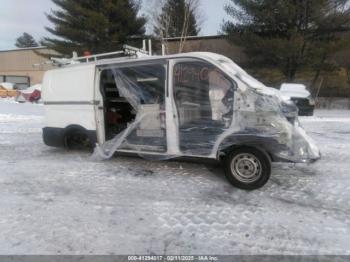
[0,75,30,89]
[174,61,234,126]
[114,65,165,107]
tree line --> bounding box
[15,0,350,84]
[16,0,200,53]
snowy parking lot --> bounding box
[0,100,350,255]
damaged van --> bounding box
[42,49,321,190]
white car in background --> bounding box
[280,83,315,116]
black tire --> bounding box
[224,146,271,190]
[64,130,92,150]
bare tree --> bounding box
[149,0,203,54]
[179,0,201,53]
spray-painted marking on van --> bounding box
[44,101,100,105]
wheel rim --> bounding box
[230,153,262,183]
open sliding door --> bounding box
[97,61,168,155]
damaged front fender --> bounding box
[218,84,321,163]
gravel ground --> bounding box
[0,101,349,255]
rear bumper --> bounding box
[298,105,315,116]
[291,98,315,116]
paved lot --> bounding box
[0,101,350,255]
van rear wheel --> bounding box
[64,130,92,150]
[224,147,271,190]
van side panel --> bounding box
[42,64,97,147]
[42,64,97,130]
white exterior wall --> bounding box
[42,64,97,131]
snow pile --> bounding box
[0,97,17,103]
[0,82,15,90]
[0,114,43,123]
[20,84,42,94]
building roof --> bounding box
[0,46,50,53]
[162,35,226,42]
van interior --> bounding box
[99,66,167,153]
[100,69,136,141]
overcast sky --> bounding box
[0,0,231,50]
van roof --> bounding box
[46,52,253,85]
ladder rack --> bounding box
[34,44,150,68]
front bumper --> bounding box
[273,121,321,164]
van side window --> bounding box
[113,64,166,108]
[173,61,234,127]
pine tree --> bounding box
[15,33,39,48]
[43,0,146,55]
[223,0,350,82]
[154,0,200,38]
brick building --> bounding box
[0,47,58,88]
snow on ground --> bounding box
[0,100,350,255]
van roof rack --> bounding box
[33,44,150,68]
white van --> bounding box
[42,51,321,190]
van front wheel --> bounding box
[224,147,271,190]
